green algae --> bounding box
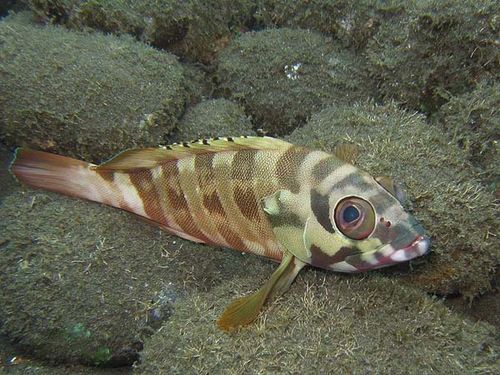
[0,0,26,17]
[175,99,254,142]
[255,0,409,48]
[136,271,498,374]
[217,28,374,135]
[0,192,166,366]
[0,13,186,162]
[433,80,500,191]
[364,0,499,114]
[30,0,256,63]
[255,0,500,114]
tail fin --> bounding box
[10,148,99,201]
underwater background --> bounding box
[0,0,498,374]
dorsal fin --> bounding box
[94,136,292,171]
[333,143,359,165]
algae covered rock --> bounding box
[136,271,498,374]
[30,0,255,63]
[175,99,254,141]
[255,0,407,48]
[139,0,254,64]
[182,63,215,107]
[434,80,500,191]
[0,191,174,366]
[0,0,25,17]
[364,0,500,113]
[0,183,262,366]
[217,28,373,136]
[289,102,498,298]
[0,14,186,161]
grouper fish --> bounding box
[10,136,430,331]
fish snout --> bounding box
[389,235,430,262]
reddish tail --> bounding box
[10,148,100,201]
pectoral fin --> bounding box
[261,190,312,264]
[217,252,305,331]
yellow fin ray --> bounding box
[333,143,359,165]
[217,252,304,331]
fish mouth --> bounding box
[389,235,430,262]
[331,235,430,273]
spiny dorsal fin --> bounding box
[94,136,292,171]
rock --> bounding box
[136,271,498,374]
[0,14,186,162]
[30,0,255,63]
[433,80,499,190]
[364,0,499,113]
[217,28,374,135]
[175,99,254,141]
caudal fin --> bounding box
[10,148,100,201]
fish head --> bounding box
[305,170,430,272]
[263,160,429,273]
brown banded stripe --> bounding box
[194,151,247,250]
[194,152,215,186]
[177,157,230,247]
[275,146,310,194]
[96,169,115,183]
[156,161,214,244]
[310,189,335,233]
[194,153,229,220]
[231,150,257,180]
[212,151,262,249]
[311,156,340,184]
[186,151,258,251]
[310,245,358,268]
[233,184,260,222]
[215,220,248,252]
[128,169,168,225]
[123,144,306,259]
[202,190,225,216]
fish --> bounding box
[9,136,430,331]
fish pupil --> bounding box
[343,205,360,223]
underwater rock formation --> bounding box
[217,28,373,135]
[0,14,186,161]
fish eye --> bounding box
[334,197,375,240]
[343,205,360,223]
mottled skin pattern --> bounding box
[10,136,430,330]
[97,138,314,261]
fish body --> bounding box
[10,136,430,330]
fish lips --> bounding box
[330,235,430,273]
[389,235,430,263]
